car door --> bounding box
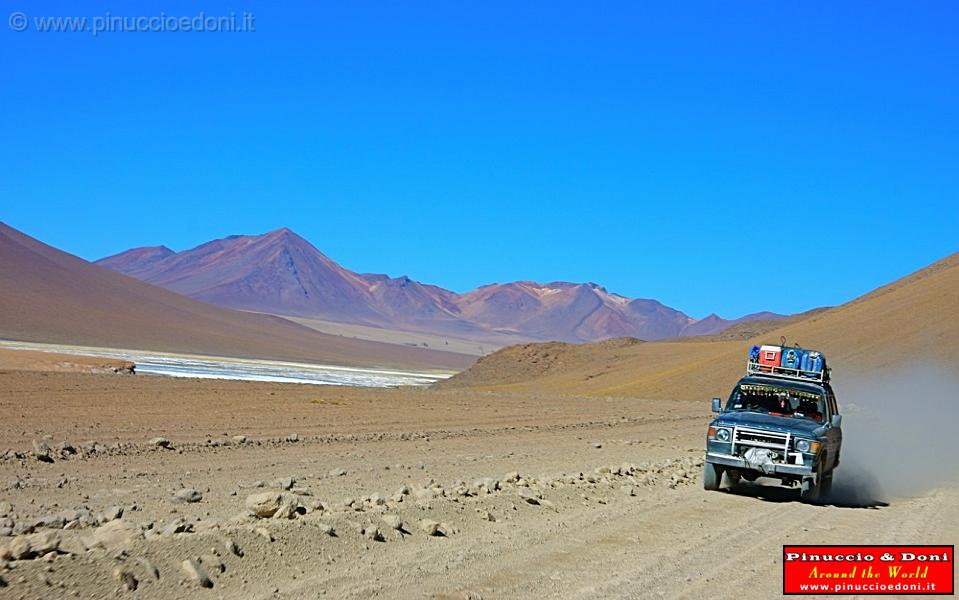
[824,387,842,470]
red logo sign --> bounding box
[783,545,954,595]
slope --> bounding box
[0,222,473,370]
[439,252,959,399]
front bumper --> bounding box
[706,451,814,476]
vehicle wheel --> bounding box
[819,471,833,499]
[724,470,741,487]
[703,463,723,491]
[800,476,819,502]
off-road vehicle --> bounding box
[704,343,842,502]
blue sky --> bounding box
[2,1,957,318]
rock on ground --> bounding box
[271,477,294,490]
[83,519,142,550]
[181,558,214,588]
[382,515,403,531]
[223,537,243,557]
[200,553,225,574]
[419,519,442,536]
[138,557,160,580]
[173,488,203,503]
[518,488,541,505]
[245,491,299,519]
[160,518,193,536]
[101,505,124,522]
[113,566,138,591]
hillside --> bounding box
[0,223,473,370]
[439,252,959,399]
[98,228,784,344]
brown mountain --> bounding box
[97,229,783,343]
[96,245,174,279]
[456,282,706,341]
[0,222,472,370]
[107,228,382,324]
[678,310,783,337]
[98,228,485,333]
[439,251,959,399]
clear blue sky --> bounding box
[2,2,957,318]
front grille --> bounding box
[734,427,789,451]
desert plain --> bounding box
[1,365,957,600]
[1,226,957,598]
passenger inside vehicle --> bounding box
[729,384,825,422]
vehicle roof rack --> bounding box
[745,360,830,383]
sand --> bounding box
[440,251,959,399]
[1,370,956,599]
[0,239,955,598]
[0,348,134,376]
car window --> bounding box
[726,382,826,423]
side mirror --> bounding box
[711,398,722,413]
[831,414,842,428]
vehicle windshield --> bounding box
[726,382,825,423]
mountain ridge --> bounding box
[437,250,959,399]
[97,227,786,344]
[0,222,473,370]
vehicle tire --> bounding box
[703,462,723,491]
[724,470,741,487]
[800,476,819,502]
[819,471,833,499]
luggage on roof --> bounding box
[745,341,829,382]
[757,345,781,370]
[801,351,825,378]
[781,346,803,370]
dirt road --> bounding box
[0,371,954,599]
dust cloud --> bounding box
[830,366,959,505]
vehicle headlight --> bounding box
[708,426,731,442]
[795,439,811,453]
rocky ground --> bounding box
[0,348,134,377]
[0,370,956,599]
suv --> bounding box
[704,368,842,502]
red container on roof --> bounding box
[757,345,782,370]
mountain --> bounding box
[0,222,473,370]
[454,282,696,341]
[98,228,492,336]
[438,251,959,399]
[96,245,174,279]
[678,311,783,337]
[125,228,384,324]
[451,281,783,342]
[98,229,785,344]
